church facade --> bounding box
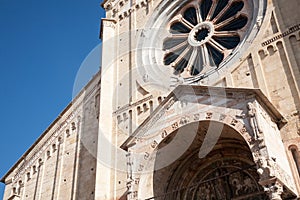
[1,0,300,199]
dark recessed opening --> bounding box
[194,28,209,42]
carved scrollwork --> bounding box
[150,140,158,149]
[171,122,179,130]
[180,116,190,125]
[219,114,226,121]
[144,152,150,160]
[161,130,168,138]
[193,113,200,121]
[206,112,213,119]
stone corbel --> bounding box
[103,2,113,11]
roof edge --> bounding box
[1,70,101,184]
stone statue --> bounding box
[247,102,263,140]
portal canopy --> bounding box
[121,85,297,199]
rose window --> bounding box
[163,0,251,77]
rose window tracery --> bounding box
[163,0,251,77]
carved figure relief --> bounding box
[184,159,268,200]
[247,102,263,141]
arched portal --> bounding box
[124,86,297,200]
[151,121,268,200]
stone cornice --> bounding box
[116,0,149,21]
[100,18,117,40]
[261,23,300,46]
[101,0,152,21]
[120,85,286,150]
[113,95,153,115]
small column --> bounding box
[126,151,136,200]
[127,150,141,200]
[264,181,283,200]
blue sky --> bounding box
[0,0,105,198]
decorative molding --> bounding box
[113,95,153,115]
[116,0,151,21]
[261,24,300,46]
[121,85,286,150]
[136,96,176,138]
[139,112,249,151]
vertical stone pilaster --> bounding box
[96,18,117,200]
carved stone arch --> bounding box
[267,44,278,54]
[276,40,284,48]
[288,34,297,41]
[133,111,255,172]
[258,48,269,59]
[124,85,298,199]
[134,119,269,200]
[288,145,300,177]
[288,144,299,151]
[134,111,268,199]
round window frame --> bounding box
[136,0,266,88]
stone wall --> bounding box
[99,0,300,198]
[1,72,101,200]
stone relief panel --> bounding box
[185,159,267,200]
